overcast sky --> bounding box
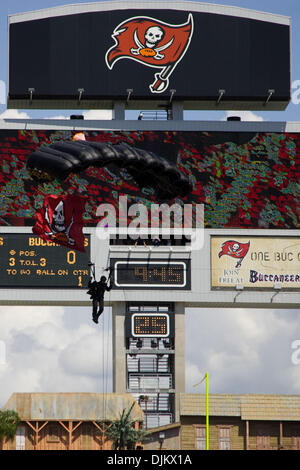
[1,305,300,407]
[1,0,300,408]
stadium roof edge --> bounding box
[8,1,291,26]
[0,118,298,133]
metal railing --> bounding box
[127,354,170,373]
[138,110,172,121]
[128,373,173,390]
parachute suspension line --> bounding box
[102,296,107,419]
[101,301,106,404]
[101,271,112,436]
[104,286,112,423]
[100,303,107,447]
[103,247,111,423]
[106,248,111,272]
[100,308,106,449]
[103,246,112,424]
[90,258,105,439]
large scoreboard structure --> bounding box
[1,115,300,427]
[8,1,290,112]
[1,1,297,430]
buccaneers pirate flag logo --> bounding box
[218,240,250,268]
[105,14,194,93]
[33,194,86,252]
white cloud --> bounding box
[185,308,300,394]
[82,109,113,120]
[59,330,112,377]
[43,109,113,120]
[43,114,69,120]
[0,306,64,340]
[0,109,30,119]
[2,305,300,407]
[0,109,114,121]
[223,110,264,122]
[0,306,112,407]
[186,362,204,391]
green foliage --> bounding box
[0,410,21,445]
[103,403,150,450]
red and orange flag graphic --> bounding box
[105,14,194,93]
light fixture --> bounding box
[151,339,158,348]
[136,339,142,349]
[216,89,225,105]
[158,431,165,443]
[234,283,244,302]
[126,88,133,103]
[169,89,176,104]
[77,88,84,104]
[28,88,35,104]
[264,89,275,106]
[271,283,282,303]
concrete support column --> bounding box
[171,101,184,120]
[174,302,185,422]
[112,301,127,393]
[113,102,125,120]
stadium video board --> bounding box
[8,2,290,110]
[0,128,299,230]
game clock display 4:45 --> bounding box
[111,259,191,289]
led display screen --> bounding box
[131,313,170,337]
[0,233,90,288]
[0,129,299,230]
[112,260,190,289]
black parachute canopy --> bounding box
[26,139,192,201]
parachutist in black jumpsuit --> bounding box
[87,275,112,324]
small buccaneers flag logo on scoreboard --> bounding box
[218,240,250,268]
[105,14,194,93]
[33,195,86,252]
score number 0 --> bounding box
[8,249,83,286]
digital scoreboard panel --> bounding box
[0,233,90,288]
[131,313,169,338]
[111,260,191,289]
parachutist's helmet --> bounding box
[100,276,107,282]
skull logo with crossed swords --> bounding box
[131,26,174,59]
[44,200,75,245]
